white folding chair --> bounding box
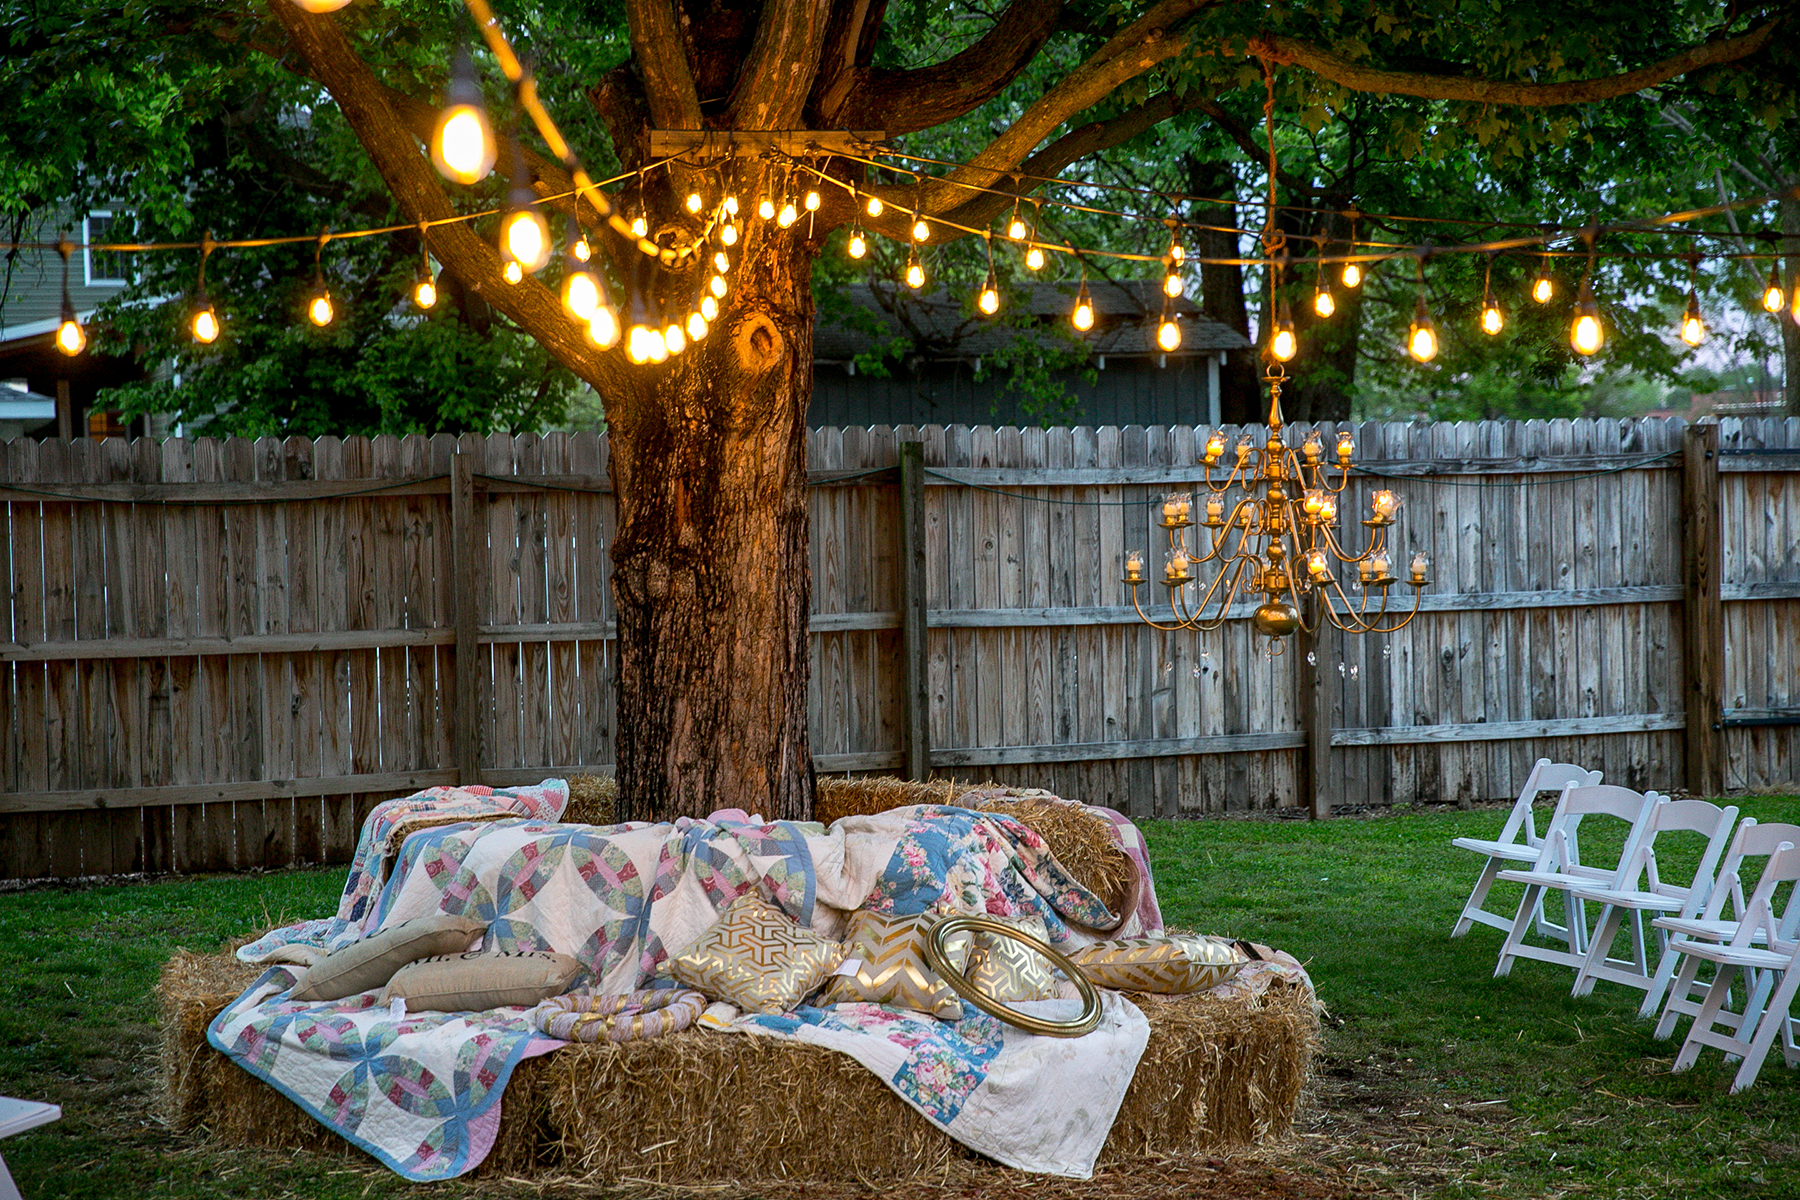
[1493,784,1663,978]
[1670,846,1800,1093]
[1653,822,1800,1038]
[1450,759,1603,939]
[1566,798,1738,1003]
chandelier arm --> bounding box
[1129,584,1201,632]
[1351,583,1425,634]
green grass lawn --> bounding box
[3,799,1799,1198]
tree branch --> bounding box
[1250,19,1781,107]
[625,0,702,130]
[264,0,628,397]
[727,0,833,128]
[810,0,888,127]
[846,0,1065,136]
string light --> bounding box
[1007,202,1027,241]
[1340,215,1362,288]
[709,273,728,298]
[1479,256,1502,335]
[865,195,884,218]
[289,0,351,12]
[1071,274,1094,331]
[1156,301,1181,352]
[572,236,591,261]
[712,250,731,274]
[1268,306,1297,362]
[684,190,704,214]
[687,310,708,342]
[625,290,665,364]
[847,225,867,259]
[503,260,523,284]
[664,322,687,356]
[911,212,931,243]
[977,236,999,315]
[1680,290,1706,346]
[1570,278,1604,355]
[1407,295,1438,362]
[413,227,438,310]
[561,229,602,321]
[1531,255,1554,304]
[431,46,498,185]
[1025,243,1045,271]
[777,197,799,228]
[904,246,926,290]
[803,187,821,212]
[500,140,551,274]
[55,241,85,356]
[720,221,739,247]
[699,294,719,322]
[1761,262,1785,313]
[1311,254,1334,318]
[306,231,335,327]
[190,236,220,344]
[724,193,740,218]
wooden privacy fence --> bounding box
[1,418,1796,881]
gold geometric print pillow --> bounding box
[818,910,971,1020]
[670,893,847,1015]
[966,916,1060,1002]
[1069,934,1246,994]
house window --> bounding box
[83,212,130,287]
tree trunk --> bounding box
[607,232,818,823]
[1187,157,1261,425]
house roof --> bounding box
[814,281,1252,364]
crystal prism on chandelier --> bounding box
[1123,368,1430,642]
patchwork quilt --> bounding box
[211,788,1169,1181]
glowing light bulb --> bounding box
[562,269,600,321]
[804,189,820,212]
[1407,317,1438,362]
[687,311,708,341]
[413,276,437,310]
[625,324,659,364]
[191,303,220,344]
[56,310,85,356]
[685,192,703,214]
[709,274,727,298]
[503,205,551,272]
[777,201,798,228]
[1341,262,1362,289]
[290,0,353,11]
[431,46,498,186]
[308,292,334,327]
[1157,318,1181,352]
[724,195,739,217]
[713,251,731,273]
[1571,313,1602,354]
[912,216,930,242]
[630,215,649,238]
[664,323,686,356]
[720,223,739,247]
[1071,289,1094,331]
[1025,246,1045,271]
[847,230,867,259]
[1007,216,1027,241]
[588,305,620,349]
[1270,325,1297,362]
[1532,274,1553,304]
[1163,270,1183,299]
[905,259,925,289]
[865,196,883,218]
[1313,288,1336,318]
[1762,274,1785,313]
[1680,309,1705,347]
[977,274,999,315]
[1481,302,1504,335]
[758,197,776,221]
[699,294,719,322]
[573,238,591,262]
[503,260,523,284]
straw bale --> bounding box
[814,775,961,825]
[562,774,618,826]
[158,948,1314,1183]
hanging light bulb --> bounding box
[587,302,621,349]
[289,0,353,11]
[1569,277,1604,355]
[1407,294,1438,362]
[847,226,867,259]
[1006,202,1027,242]
[413,261,438,310]
[500,141,552,274]
[305,232,335,327]
[804,187,821,212]
[53,242,85,355]
[865,195,884,218]
[1025,244,1045,271]
[625,322,662,364]
[562,263,601,322]
[709,274,728,298]
[904,247,926,290]
[724,194,740,218]
[431,46,498,185]
[1680,289,1706,347]
[777,198,799,228]
[911,213,931,242]
[687,311,708,342]
[1313,286,1335,318]
[572,237,591,262]
[1156,311,1181,352]
[713,250,731,274]
[757,195,776,221]
[684,191,704,215]
[1762,262,1785,313]
[1163,263,1184,299]
[1071,278,1094,331]
[1481,298,1504,335]
[664,322,687,356]
[699,294,719,322]
[1268,311,1297,362]
[1341,261,1362,289]
[503,260,523,284]
[630,213,649,238]
[720,222,739,247]
[1531,259,1554,304]
[977,271,1000,315]
[191,298,220,344]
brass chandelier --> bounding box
[1122,365,1429,643]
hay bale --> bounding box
[815,775,961,825]
[562,774,617,826]
[159,950,1315,1183]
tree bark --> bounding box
[608,232,819,823]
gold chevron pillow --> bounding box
[966,916,1059,1003]
[1069,934,1246,994]
[819,911,972,1020]
[671,893,847,1015]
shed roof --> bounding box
[814,281,1252,364]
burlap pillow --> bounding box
[381,949,584,1012]
[819,911,971,1019]
[966,916,1060,1002]
[289,914,488,1002]
[1069,934,1246,993]
[670,893,847,1015]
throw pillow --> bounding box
[965,916,1060,1002]
[670,893,847,1015]
[1069,934,1246,993]
[818,910,971,1020]
[289,913,488,1002]
[381,949,584,1012]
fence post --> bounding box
[899,441,931,781]
[451,452,485,785]
[1681,422,1725,798]
[1298,597,1334,819]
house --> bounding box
[1,207,151,438]
[809,280,1253,428]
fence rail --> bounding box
[2,417,1795,881]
